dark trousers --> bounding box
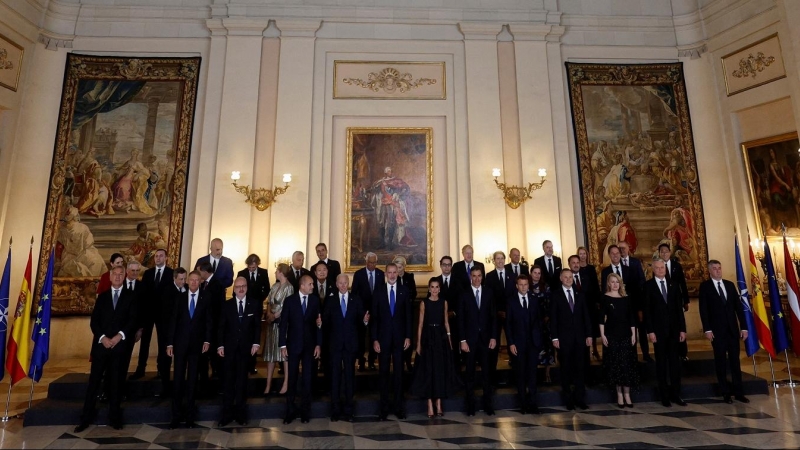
[513,343,539,407]
[135,320,155,372]
[464,342,493,408]
[155,321,172,393]
[330,349,356,415]
[557,342,586,404]
[286,350,315,416]
[378,344,405,413]
[172,351,200,421]
[489,316,506,383]
[358,322,376,367]
[119,341,135,396]
[82,350,123,424]
[653,336,682,399]
[712,337,743,396]
[221,350,249,421]
[637,315,651,359]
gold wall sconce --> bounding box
[231,171,292,211]
[492,167,547,209]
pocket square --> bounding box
[247,313,254,317]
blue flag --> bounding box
[0,248,10,381]
[29,248,54,382]
[763,243,790,353]
[735,236,760,356]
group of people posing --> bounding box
[74,237,752,432]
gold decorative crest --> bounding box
[343,67,436,94]
[731,52,775,79]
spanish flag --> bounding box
[748,232,775,357]
[6,245,33,386]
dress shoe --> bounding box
[466,404,475,416]
[111,421,123,430]
[565,402,575,411]
[168,420,181,429]
[723,395,733,404]
[378,412,389,421]
[235,417,248,426]
[735,395,750,404]
[576,402,589,410]
[331,413,340,422]
[186,421,197,429]
[624,401,634,408]
[300,414,310,424]
[73,422,90,433]
[484,407,495,416]
[283,413,295,425]
[617,402,625,409]
[661,399,672,407]
[528,405,540,415]
[218,419,231,427]
[672,397,687,407]
[345,414,354,422]
[395,410,407,420]
[128,371,145,381]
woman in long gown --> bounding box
[599,272,638,408]
[263,263,294,395]
[410,278,459,418]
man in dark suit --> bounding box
[315,242,342,280]
[156,267,186,397]
[534,240,562,288]
[644,259,687,407]
[130,249,174,381]
[280,274,322,424]
[505,274,543,414]
[452,244,485,292]
[199,261,226,383]
[238,253,271,374]
[120,261,144,395]
[618,242,645,288]
[506,247,529,277]
[324,274,370,421]
[217,277,262,426]
[371,263,412,420]
[659,243,690,359]
[194,238,234,289]
[570,254,601,363]
[550,269,593,410]
[602,245,650,362]
[166,270,212,428]
[459,266,498,416]
[435,256,460,369]
[699,260,749,404]
[75,266,138,432]
[287,250,312,292]
[485,251,516,379]
[311,261,335,389]
[351,252,384,371]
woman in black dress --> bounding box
[599,272,638,408]
[529,266,554,381]
[411,278,458,417]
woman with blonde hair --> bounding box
[263,263,294,395]
[599,272,638,408]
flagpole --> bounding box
[1,383,12,422]
[752,355,757,377]
[782,350,797,387]
[768,354,779,388]
[27,368,35,409]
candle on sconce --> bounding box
[231,171,241,181]
[492,168,501,178]
[538,168,547,177]
[283,173,292,183]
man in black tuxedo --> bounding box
[195,238,234,289]
[130,249,174,381]
[238,253,271,374]
[120,261,144,395]
[534,240,562,288]
[156,267,186,397]
[699,260,749,404]
[459,266,498,416]
[570,255,601,362]
[550,269,593,410]
[166,270,212,428]
[618,242,645,289]
[199,262,226,383]
[644,259,687,407]
[371,263,412,420]
[506,248,529,277]
[351,252,384,371]
[217,277,262,426]
[659,243,690,359]
[280,274,322,424]
[311,261,335,389]
[452,244,485,292]
[602,245,650,362]
[75,267,138,432]
[505,274,543,414]
[486,251,516,379]
[435,256,460,369]
[324,274,370,421]
[315,242,342,280]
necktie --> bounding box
[614,265,620,276]
[302,295,307,315]
[128,280,133,290]
[113,289,119,309]
[295,269,300,279]
[718,281,726,302]
[575,273,582,291]
[522,295,528,310]
[514,265,519,276]
[369,271,374,293]
[567,289,574,312]
[389,285,396,317]
[319,283,325,298]
[155,268,161,284]
[547,259,553,275]
[251,272,256,283]
[444,277,449,289]
[467,264,471,278]
[660,280,668,303]
[212,259,217,273]
[341,294,347,317]
[238,299,244,321]
[499,271,504,287]
[190,293,196,318]
[475,289,481,309]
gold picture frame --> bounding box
[721,33,786,96]
[0,32,24,92]
[333,61,446,100]
[741,131,800,238]
[345,127,433,272]
[37,54,201,315]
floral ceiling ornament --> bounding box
[342,67,436,94]
[732,52,775,79]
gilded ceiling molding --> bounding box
[731,52,775,79]
[342,67,436,94]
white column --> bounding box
[269,19,321,265]
[459,22,506,258]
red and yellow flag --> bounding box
[748,233,775,356]
[6,247,33,386]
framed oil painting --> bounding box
[742,132,800,238]
[345,127,433,272]
[566,62,709,292]
[0,32,24,92]
[37,54,201,315]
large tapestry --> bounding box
[345,127,433,272]
[566,63,709,290]
[37,54,201,315]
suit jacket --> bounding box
[202,275,226,324]
[159,282,184,330]
[370,282,413,348]
[167,289,213,356]
[195,255,234,288]
[505,263,529,277]
[218,295,262,355]
[312,277,336,305]
[643,277,686,339]
[314,259,342,280]
[457,285,498,347]
[123,278,146,329]
[533,255,562,287]
[287,267,313,292]
[434,274,458,309]
[141,265,174,324]
[665,258,690,306]
[623,256,646,292]
[398,272,417,301]
[601,264,642,309]
[279,292,322,356]
[549,286,592,346]
[451,260,485,291]
[90,288,138,358]
[237,267,271,303]
[505,292,543,351]
[351,267,385,312]
[323,291,364,353]
[698,279,746,343]
[576,265,601,309]
[485,268,517,313]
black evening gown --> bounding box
[601,294,639,388]
[411,298,460,398]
